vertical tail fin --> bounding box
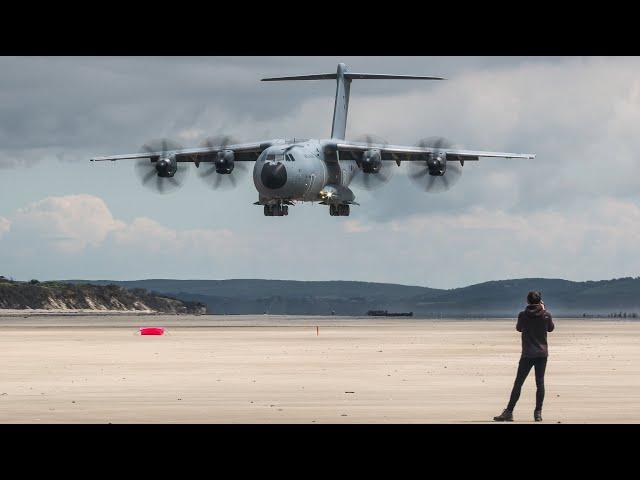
[261,63,445,141]
[331,63,350,140]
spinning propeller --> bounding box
[408,137,463,193]
[198,135,247,190]
[351,134,394,191]
[135,138,187,194]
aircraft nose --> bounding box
[261,162,287,189]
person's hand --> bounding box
[541,301,546,310]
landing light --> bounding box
[320,190,333,199]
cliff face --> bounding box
[0,279,206,314]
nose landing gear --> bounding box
[264,203,289,216]
[329,204,350,216]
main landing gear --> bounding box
[329,204,350,216]
[264,204,288,216]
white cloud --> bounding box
[0,216,10,238]
[6,194,242,257]
[12,194,124,253]
[343,220,372,234]
[0,194,246,279]
[110,217,239,258]
[378,197,640,286]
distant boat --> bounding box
[367,310,413,317]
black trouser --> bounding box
[506,356,548,412]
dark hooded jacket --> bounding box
[516,304,555,358]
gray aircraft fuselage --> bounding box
[254,139,358,206]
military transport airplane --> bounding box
[91,63,535,217]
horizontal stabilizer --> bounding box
[261,73,337,81]
[345,73,445,80]
[262,73,445,81]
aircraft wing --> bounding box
[331,141,535,163]
[90,140,275,163]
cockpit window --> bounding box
[275,153,285,162]
[286,153,295,162]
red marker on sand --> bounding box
[140,327,165,336]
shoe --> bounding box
[534,410,543,422]
[493,409,514,422]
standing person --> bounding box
[494,291,555,422]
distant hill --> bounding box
[64,277,640,317]
[0,277,206,314]
[408,278,640,315]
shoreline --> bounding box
[0,309,640,324]
[0,309,159,316]
[0,308,640,321]
[0,314,637,330]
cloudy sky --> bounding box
[1,56,640,288]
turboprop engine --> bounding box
[155,155,178,177]
[360,149,382,173]
[135,138,188,194]
[426,151,447,176]
[215,150,235,174]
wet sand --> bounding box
[0,315,638,423]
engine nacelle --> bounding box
[427,152,447,176]
[360,149,382,173]
[215,150,235,174]
[155,155,178,177]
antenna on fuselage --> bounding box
[261,63,445,140]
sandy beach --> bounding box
[1,315,638,423]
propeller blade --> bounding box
[200,134,239,150]
[199,165,218,178]
[207,172,243,191]
[426,175,435,192]
[409,168,429,180]
[139,138,183,157]
[135,159,155,182]
[140,167,156,185]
